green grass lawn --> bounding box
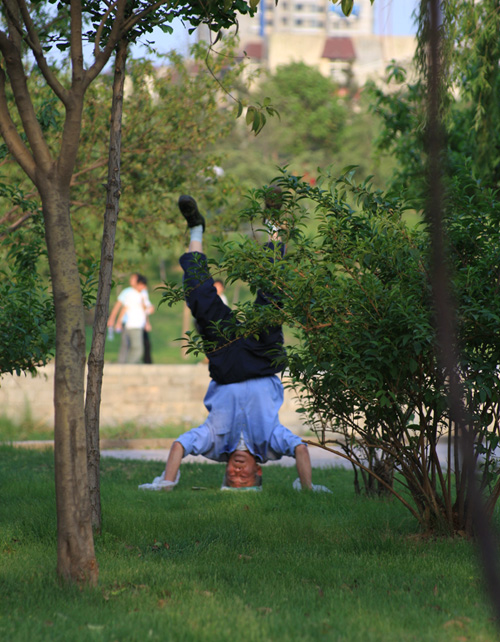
[1,446,498,641]
[0,411,186,442]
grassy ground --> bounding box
[0,413,186,442]
[1,446,498,641]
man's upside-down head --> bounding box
[223,450,263,489]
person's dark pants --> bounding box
[180,252,234,349]
[179,249,286,385]
[143,330,152,364]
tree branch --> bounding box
[121,0,174,34]
[0,57,36,182]
[0,187,38,226]
[92,0,119,59]
[303,439,422,523]
[86,0,179,87]
[3,211,34,233]
[84,0,127,87]
[0,28,54,175]
[14,0,69,104]
[70,0,84,81]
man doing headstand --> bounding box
[142,193,314,491]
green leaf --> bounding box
[246,106,256,126]
[341,0,354,17]
[340,165,359,176]
[253,111,266,135]
[251,111,261,133]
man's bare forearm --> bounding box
[295,444,312,489]
[164,441,184,482]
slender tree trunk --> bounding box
[41,182,98,585]
[425,0,500,619]
[85,39,129,532]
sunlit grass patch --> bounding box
[0,446,497,642]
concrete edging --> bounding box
[0,363,307,431]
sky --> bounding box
[373,0,419,36]
[129,0,420,63]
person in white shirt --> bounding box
[108,273,154,363]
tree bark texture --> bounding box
[0,0,191,589]
[425,0,500,619]
[85,39,128,532]
[0,11,98,584]
[41,183,98,585]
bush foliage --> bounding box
[162,168,500,536]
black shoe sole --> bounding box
[178,195,205,230]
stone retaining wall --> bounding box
[0,363,306,431]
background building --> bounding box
[200,0,416,86]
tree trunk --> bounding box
[41,183,98,585]
[85,39,129,532]
[425,0,500,616]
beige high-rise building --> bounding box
[238,0,374,39]
[201,0,415,87]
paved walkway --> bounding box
[101,443,351,469]
[9,438,452,470]
[9,439,352,469]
